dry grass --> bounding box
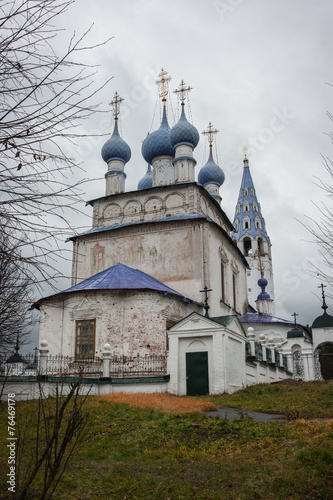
[98,392,217,413]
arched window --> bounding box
[257,237,264,253]
[244,202,249,212]
[236,203,240,214]
[250,188,255,196]
[253,202,258,212]
[243,237,252,256]
[234,219,239,231]
[243,218,250,230]
[244,188,248,196]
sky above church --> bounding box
[49,0,332,328]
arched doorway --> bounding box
[314,342,333,380]
[292,349,304,380]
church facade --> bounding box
[32,70,333,395]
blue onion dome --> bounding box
[137,164,153,190]
[101,120,131,164]
[142,106,175,164]
[170,106,200,149]
[257,276,271,300]
[198,149,225,187]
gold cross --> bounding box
[156,68,171,105]
[202,122,219,148]
[243,146,248,160]
[109,92,124,121]
[173,79,192,105]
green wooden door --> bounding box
[186,351,209,396]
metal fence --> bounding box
[1,352,167,378]
[109,354,167,378]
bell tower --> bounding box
[231,149,274,312]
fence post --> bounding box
[102,343,111,378]
[38,340,49,375]
[247,327,256,356]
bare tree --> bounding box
[0,0,112,287]
[0,228,35,350]
[0,0,112,349]
[15,379,91,499]
[305,110,333,304]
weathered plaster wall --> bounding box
[38,290,200,357]
[90,183,232,234]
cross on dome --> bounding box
[173,79,192,106]
[291,312,299,325]
[202,122,219,148]
[318,283,328,313]
[109,91,124,121]
[156,68,171,105]
[243,146,248,160]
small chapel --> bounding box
[31,69,333,395]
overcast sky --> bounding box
[31,0,333,342]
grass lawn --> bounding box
[0,380,332,499]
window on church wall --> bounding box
[253,202,258,212]
[243,238,252,256]
[232,273,237,311]
[236,203,240,214]
[244,202,249,212]
[221,262,225,302]
[257,237,264,253]
[243,219,250,230]
[250,188,255,196]
[244,188,248,196]
[75,320,96,360]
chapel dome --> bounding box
[137,164,153,190]
[142,107,175,164]
[170,106,200,149]
[257,276,271,300]
[198,149,225,187]
[101,120,131,164]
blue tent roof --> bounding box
[231,159,269,241]
[59,263,199,304]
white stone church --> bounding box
[31,70,333,395]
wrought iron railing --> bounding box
[1,353,167,378]
[109,354,167,378]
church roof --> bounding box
[239,312,293,325]
[67,213,225,241]
[211,315,238,327]
[312,312,333,328]
[33,263,200,308]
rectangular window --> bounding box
[232,273,237,311]
[75,319,96,359]
[221,262,225,302]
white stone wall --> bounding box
[72,217,247,317]
[90,183,232,234]
[38,290,200,357]
[168,313,247,395]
